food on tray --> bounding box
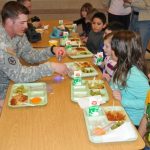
[30,97,42,104]
[14,85,27,93]
[75,47,86,51]
[70,38,80,41]
[92,127,106,136]
[90,90,100,96]
[79,51,88,55]
[111,121,124,130]
[81,68,94,73]
[76,61,91,68]
[67,50,77,56]
[88,83,104,89]
[10,93,28,105]
[67,62,98,78]
[106,110,126,121]
[10,98,17,105]
[9,83,48,108]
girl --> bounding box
[102,32,116,82]
[110,30,150,127]
[73,3,93,36]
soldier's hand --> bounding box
[51,62,69,75]
[53,47,66,58]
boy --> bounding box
[86,12,106,54]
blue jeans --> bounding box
[130,14,150,51]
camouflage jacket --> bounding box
[0,25,54,100]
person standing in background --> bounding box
[124,0,150,51]
[102,0,131,29]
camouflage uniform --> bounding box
[0,25,55,100]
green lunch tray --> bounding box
[8,82,48,108]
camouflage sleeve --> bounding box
[18,35,54,64]
[0,49,54,83]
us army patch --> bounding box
[8,57,16,65]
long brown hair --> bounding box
[80,3,93,17]
[111,30,147,87]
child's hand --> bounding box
[148,73,150,79]
[81,36,88,43]
[102,73,111,82]
[113,90,122,101]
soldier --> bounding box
[0,1,69,108]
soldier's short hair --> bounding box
[1,1,29,23]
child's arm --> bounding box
[112,90,122,101]
[138,114,147,138]
[73,18,84,26]
[102,73,111,82]
[81,36,88,43]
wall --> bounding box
[0,0,106,21]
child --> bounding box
[102,32,116,82]
[86,12,106,54]
[73,3,93,36]
[103,21,125,37]
[98,21,125,62]
[110,30,150,127]
[138,90,150,150]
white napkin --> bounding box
[77,95,106,109]
[92,122,138,143]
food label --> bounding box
[73,70,82,86]
[63,31,69,37]
[65,40,72,51]
[88,105,100,116]
[93,52,103,66]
